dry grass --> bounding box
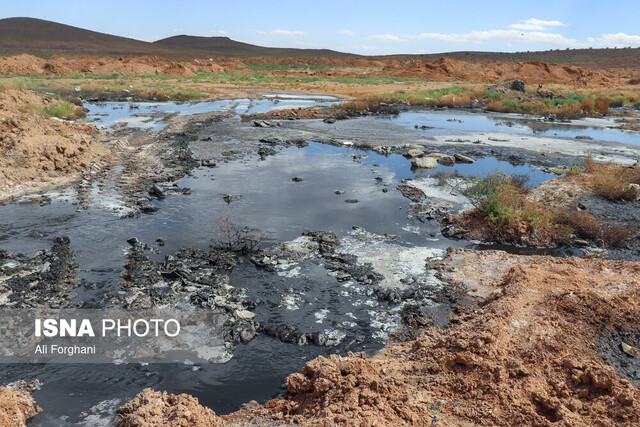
[580,97,595,113]
[585,157,640,201]
[557,211,635,246]
[595,96,611,114]
[466,171,636,247]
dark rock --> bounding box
[253,120,271,128]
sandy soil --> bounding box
[113,249,640,426]
[0,384,40,426]
[0,89,109,202]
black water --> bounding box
[1,99,625,425]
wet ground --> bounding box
[1,96,639,425]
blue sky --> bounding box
[3,1,640,55]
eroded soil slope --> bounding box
[0,89,108,201]
[1,54,638,87]
[116,249,640,426]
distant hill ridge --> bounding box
[0,17,352,57]
[1,17,640,65]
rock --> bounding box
[411,157,438,170]
[235,309,256,319]
[574,239,589,247]
[257,146,277,159]
[575,136,593,140]
[292,177,304,182]
[334,190,345,195]
[397,184,425,202]
[621,342,639,357]
[126,237,141,247]
[625,183,640,201]
[488,79,525,93]
[454,153,475,164]
[253,120,271,128]
[344,199,359,204]
[404,149,424,158]
[155,238,165,247]
[441,225,462,238]
[200,160,217,167]
[222,194,241,204]
[149,184,166,200]
[323,117,337,124]
[426,153,455,166]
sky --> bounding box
[2,0,640,55]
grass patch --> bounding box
[585,157,640,201]
[33,100,82,119]
[464,171,634,246]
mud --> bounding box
[114,249,640,426]
[0,236,80,308]
[2,89,640,424]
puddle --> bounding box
[84,94,339,131]
[390,109,640,146]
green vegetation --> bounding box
[465,173,539,224]
[235,64,332,72]
[464,170,633,246]
[32,99,80,119]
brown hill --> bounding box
[153,35,352,58]
[0,17,161,55]
[0,17,352,58]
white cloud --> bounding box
[198,29,229,37]
[339,29,356,36]
[351,44,377,51]
[509,18,567,31]
[270,30,307,36]
[403,29,582,47]
[369,34,407,42]
[588,33,640,47]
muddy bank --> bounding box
[0,382,40,427]
[116,248,640,426]
[0,90,109,202]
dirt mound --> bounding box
[0,54,628,86]
[115,388,221,426]
[383,57,614,86]
[0,383,41,426]
[117,250,640,426]
[0,89,109,201]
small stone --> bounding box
[292,177,304,182]
[334,190,345,195]
[621,342,639,357]
[454,153,475,164]
[411,157,438,170]
[235,309,256,319]
[253,120,270,128]
[344,199,359,204]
